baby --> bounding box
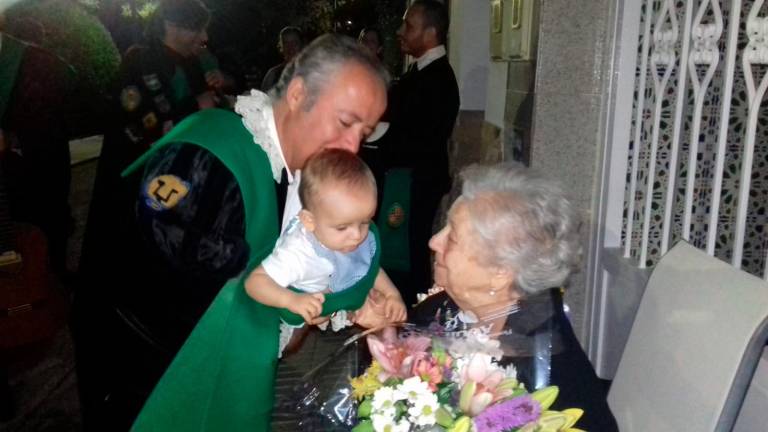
[245,149,406,354]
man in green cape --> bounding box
[74,34,390,430]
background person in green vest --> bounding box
[111,0,234,160]
[75,34,389,429]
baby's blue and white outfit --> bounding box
[261,216,377,356]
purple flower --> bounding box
[473,395,541,432]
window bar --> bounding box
[682,0,723,242]
[640,0,679,268]
[624,0,656,259]
[661,0,695,254]
[733,0,768,268]
[764,247,768,280]
[707,0,744,255]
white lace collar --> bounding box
[234,90,293,183]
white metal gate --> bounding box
[588,0,768,378]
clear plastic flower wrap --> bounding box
[272,290,588,432]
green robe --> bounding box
[122,109,378,430]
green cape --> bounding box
[123,109,378,430]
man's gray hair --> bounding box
[457,163,582,295]
[271,33,390,108]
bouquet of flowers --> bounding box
[348,327,585,432]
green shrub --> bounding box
[7,0,120,97]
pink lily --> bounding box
[367,327,431,380]
[458,353,516,416]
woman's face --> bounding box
[429,201,500,310]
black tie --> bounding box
[275,168,288,223]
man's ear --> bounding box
[299,209,316,232]
[285,77,306,112]
[424,27,438,46]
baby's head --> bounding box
[298,149,377,252]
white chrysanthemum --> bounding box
[371,413,411,432]
[407,392,439,427]
[396,376,431,400]
[371,386,402,413]
[371,412,395,432]
[392,418,411,432]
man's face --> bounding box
[281,62,387,170]
[169,23,208,57]
[281,36,302,62]
[360,31,382,57]
[397,5,429,57]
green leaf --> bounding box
[357,398,372,418]
[437,382,456,404]
[352,419,374,432]
[435,405,455,428]
[395,401,407,417]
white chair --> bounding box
[608,241,768,432]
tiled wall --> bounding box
[527,0,616,340]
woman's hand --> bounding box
[383,293,407,323]
[350,289,402,328]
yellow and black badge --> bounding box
[387,202,406,228]
[142,112,159,130]
[120,86,142,112]
[144,175,190,211]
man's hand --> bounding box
[286,292,325,323]
[196,90,219,109]
[205,69,227,90]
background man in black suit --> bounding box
[261,26,303,92]
[383,0,459,306]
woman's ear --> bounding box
[285,76,306,112]
[298,209,316,232]
[489,267,514,293]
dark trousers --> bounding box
[395,177,447,307]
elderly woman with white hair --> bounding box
[406,162,619,431]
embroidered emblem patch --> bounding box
[120,86,142,112]
[143,73,162,91]
[142,112,158,130]
[144,175,190,211]
[387,202,406,228]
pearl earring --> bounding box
[489,290,496,296]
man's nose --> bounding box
[340,129,362,153]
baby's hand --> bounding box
[383,294,407,323]
[287,292,325,323]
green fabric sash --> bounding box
[123,109,377,430]
[169,51,219,105]
[0,35,26,123]
[376,168,412,272]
